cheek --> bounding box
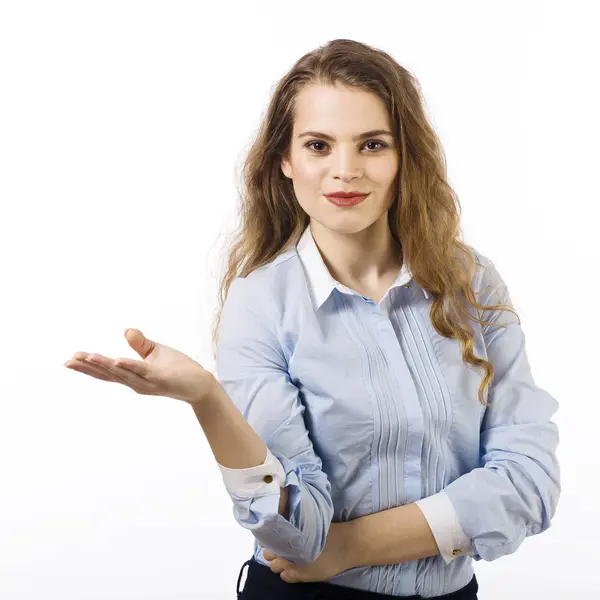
[373,156,399,182]
[292,159,323,185]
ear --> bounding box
[281,153,292,179]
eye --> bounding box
[364,140,388,151]
[304,140,389,153]
[305,140,328,152]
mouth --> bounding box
[324,193,370,207]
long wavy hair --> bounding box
[210,38,519,407]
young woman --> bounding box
[64,39,560,599]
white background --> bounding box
[1,1,597,598]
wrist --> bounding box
[189,372,222,407]
[341,520,360,570]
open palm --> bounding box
[64,328,216,405]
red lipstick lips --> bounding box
[324,191,370,207]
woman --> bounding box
[64,39,560,599]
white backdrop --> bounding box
[1,1,597,598]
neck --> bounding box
[309,216,402,288]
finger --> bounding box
[262,549,276,561]
[269,558,287,575]
[85,353,148,380]
[71,357,130,385]
[113,357,150,377]
[280,570,298,584]
[65,360,115,382]
[85,355,149,389]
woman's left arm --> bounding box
[346,253,560,566]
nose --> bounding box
[330,147,363,180]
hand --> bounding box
[63,328,216,405]
[260,521,353,584]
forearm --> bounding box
[345,503,440,568]
[191,376,289,516]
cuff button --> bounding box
[263,475,273,483]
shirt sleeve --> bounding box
[217,446,287,498]
[442,251,561,562]
[415,491,474,564]
[215,275,334,567]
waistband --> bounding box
[236,557,479,599]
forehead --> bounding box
[292,84,391,132]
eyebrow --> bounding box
[297,129,394,142]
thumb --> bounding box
[124,328,155,359]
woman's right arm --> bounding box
[211,275,334,567]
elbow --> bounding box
[527,471,561,537]
[290,495,333,566]
[305,527,330,564]
[264,515,329,568]
[525,440,561,536]
[292,531,328,567]
[283,468,334,565]
[477,465,561,562]
[254,475,333,567]
[472,527,528,562]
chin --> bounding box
[314,216,375,236]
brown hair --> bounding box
[210,38,518,406]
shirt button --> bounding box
[452,549,462,556]
[263,475,273,483]
[403,283,411,288]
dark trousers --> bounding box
[236,557,479,599]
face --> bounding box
[281,83,399,236]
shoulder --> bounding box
[227,248,305,310]
[462,244,499,286]
[457,245,513,312]
[218,249,304,351]
[464,243,491,269]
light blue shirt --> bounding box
[215,225,560,597]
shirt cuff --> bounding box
[217,446,286,498]
[415,491,473,564]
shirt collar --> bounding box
[295,225,429,311]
